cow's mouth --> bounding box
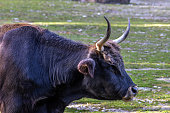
[122,86,138,102]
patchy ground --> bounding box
[67,103,128,112]
[0,0,169,112]
[130,0,170,20]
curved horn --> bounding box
[96,16,111,51]
[113,19,130,44]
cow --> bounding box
[0,17,138,113]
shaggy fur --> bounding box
[0,24,136,113]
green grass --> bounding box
[69,70,170,112]
[0,0,169,112]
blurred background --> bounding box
[0,0,169,112]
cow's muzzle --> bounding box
[122,86,138,102]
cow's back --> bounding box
[0,24,42,42]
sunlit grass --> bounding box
[2,21,169,28]
[29,22,170,27]
[2,21,170,27]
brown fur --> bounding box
[102,41,123,66]
[89,40,121,65]
[87,40,125,77]
[0,23,44,42]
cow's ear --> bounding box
[78,58,95,78]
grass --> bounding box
[0,0,169,112]
[65,70,170,112]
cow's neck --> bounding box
[61,77,87,105]
[42,75,86,112]
[40,30,90,86]
[39,30,92,109]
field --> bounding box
[0,0,169,112]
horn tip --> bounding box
[128,18,130,26]
[104,16,108,20]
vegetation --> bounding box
[0,0,169,112]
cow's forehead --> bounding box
[88,41,123,66]
[102,41,123,65]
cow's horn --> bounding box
[96,16,111,51]
[113,19,130,44]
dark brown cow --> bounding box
[0,17,137,113]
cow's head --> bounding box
[78,17,137,101]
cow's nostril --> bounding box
[131,86,138,96]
